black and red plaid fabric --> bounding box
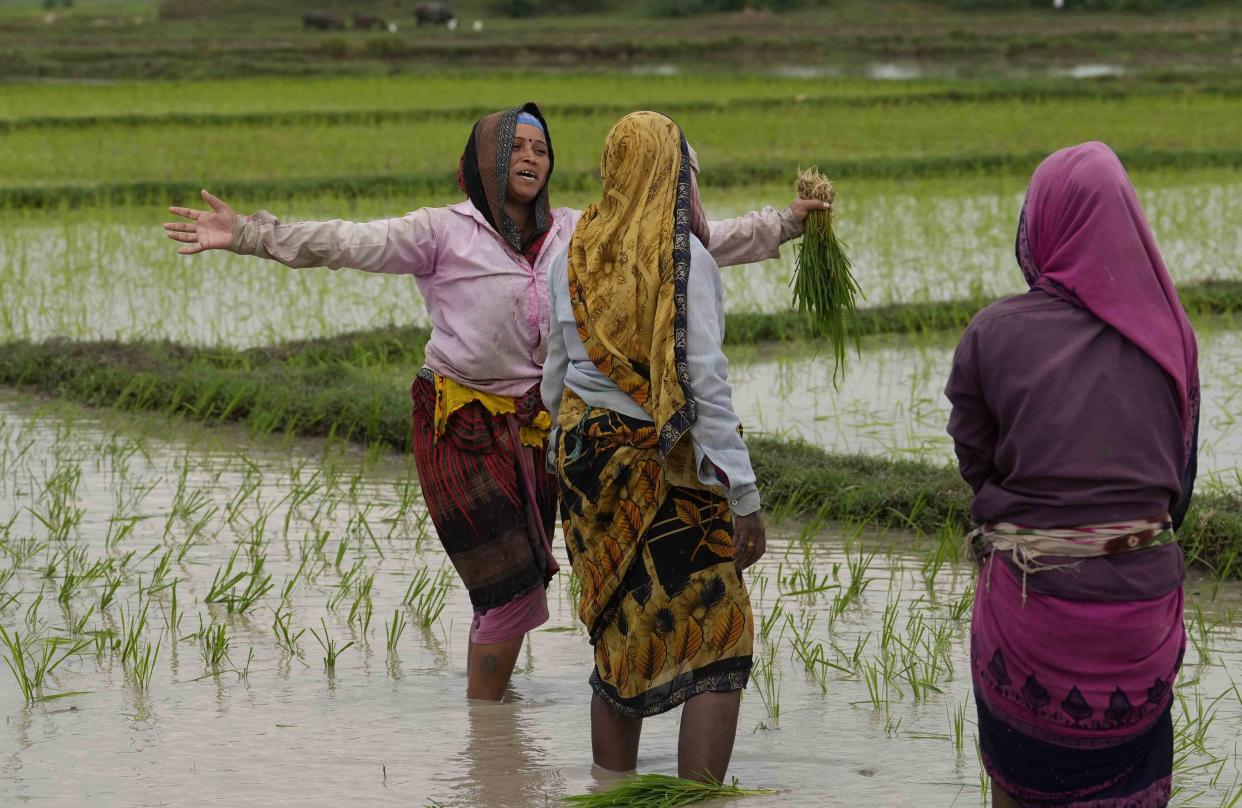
[409,375,558,612]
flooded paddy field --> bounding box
[0,397,1240,806]
[1,170,1238,347]
[729,319,1242,482]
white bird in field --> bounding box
[472,19,483,32]
[447,17,459,31]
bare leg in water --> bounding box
[678,690,741,781]
[466,634,526,701]
[991,783,1021,808]
[590,689,742,782]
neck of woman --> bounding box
[504,200,531,241]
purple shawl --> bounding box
[1017,141,1200,456]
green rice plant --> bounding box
[163,581,183,638]
[205,549,272,614]
[272,608,305,656]
[309,618,354,673]
[790,167,861,385]
[200,619,231,670]
[384,609,406,653]
[751,646,781,729]
[949,700,967,752]
[98,571,123,612]
[562,773,774,806]
[127,638,160,691]
[758,601,785,642]
[346,571,375,628]
[0,625,90,703]
[403,566,451,627]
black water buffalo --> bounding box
[303,10,346,30]
[352,12,397,32]
[415,2,456,26]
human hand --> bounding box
[164,189,239,255]
[789,197,832,224]
[732,512,766,571]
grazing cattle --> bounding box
[303,10,346,30]
[415,2,456,27]
[352,12,397,32]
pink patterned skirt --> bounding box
[972,553,1185,807]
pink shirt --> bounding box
[231,199,799,396]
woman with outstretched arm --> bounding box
[164,102,826,702]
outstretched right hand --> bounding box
[164,189,239,255]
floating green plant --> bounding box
[563,773,774,807]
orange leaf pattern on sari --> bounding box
[711,604,746,654]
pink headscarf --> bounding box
[1017,141,1200,456]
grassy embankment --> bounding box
[1,0,1240,79]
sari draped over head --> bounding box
[556,112,752,717]
[458,102,555,259]
[566,111,710,457]
[1015,141,1200,458]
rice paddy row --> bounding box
[8,73,1242,132]
[4,93,1241,197]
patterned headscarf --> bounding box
[567,111,703,457]
[458,102,554,256]
[1016,141,1200,457]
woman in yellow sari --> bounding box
[542,111,766,782]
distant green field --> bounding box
[2,87,1240,197]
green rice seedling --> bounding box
[205,550,246,604]
[309,618,354,672]
[116,595,151,668]
[562,773,774,806]
[329,558,364,611]
[751,646,781,729]
[384,609,407,653]
[98,571,122,612]
[280,552,309,603]
[975,736,990,806]
[200,620,231,670]
[105,516,141,549]
[946,583,975,622]
[25,583,46,632]
[790,167,861,385]
[128,638,160,691]
[272,607,306,656]
[948,700,967,752]
[0,625,90,703]
[64,606,94,638]
[347,571,375,627]
[2,537,46,567]
[163,581,183,638]
[758,601,785,642]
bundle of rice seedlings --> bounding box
[790,166,863,385]
[563,773,774,806]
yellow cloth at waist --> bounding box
[433,374,551,448]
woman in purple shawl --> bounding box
[945,142,1199,807]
